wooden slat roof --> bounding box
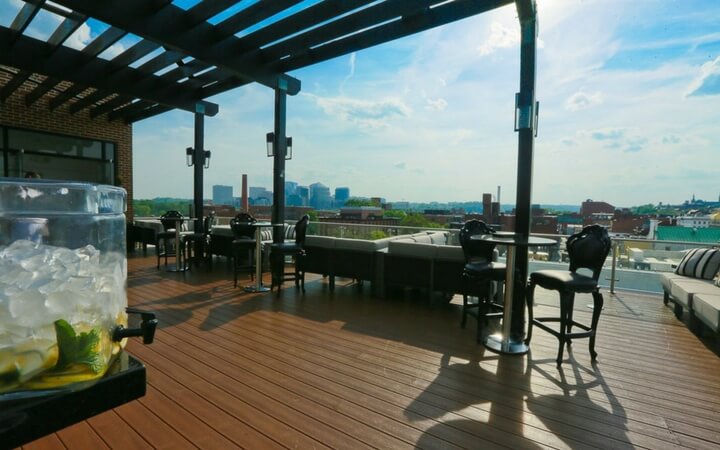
[0,0,514,123]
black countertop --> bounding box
[0,352,146,449]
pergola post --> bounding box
[192,110,205,234]
[512,0,538,339]
[271,86,287,244]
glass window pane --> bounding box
[8,129,102,158]
[21,153,108,184]
[106,143,115,161]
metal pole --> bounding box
[193,111,204,235]
[511,0,538,338]
[272,88,287,244]
[610,242,618,294]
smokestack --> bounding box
[241,174,248,211]
[497,185,501,205]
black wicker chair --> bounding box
[525,224,611,366]
[459,220,506,341]
[230,212,257,288]
[269,215,309,293]
[156,210,183,269]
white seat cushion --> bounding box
[670,278,717,309]
[660,272,690,293]
[693,293,720,332]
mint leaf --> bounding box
[54,319,104,374]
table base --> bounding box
[482,333,529,355]
[244,285,270,293]
[166,263,188,272]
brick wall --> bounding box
[0,72,134,218]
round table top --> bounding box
[471,233,557,247]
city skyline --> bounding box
[3,1,714,206]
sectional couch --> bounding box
[661,248,720,335]
[302,230,495,299]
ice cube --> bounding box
[8,289,51,328]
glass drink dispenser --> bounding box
[0,179,155,397]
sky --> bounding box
[3,0,720,207]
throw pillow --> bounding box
[714,270,720,287]
[675,248,720,280]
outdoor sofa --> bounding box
[661,248,720,335]
[302,230,496,300]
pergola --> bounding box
[1,0,537,331]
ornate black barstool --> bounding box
[156,210,183,269]
[182,212,216,269]
[230,212,258,288]
[525,224,611,366]
[459,220,506,341]
[269,215,309,293]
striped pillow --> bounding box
[675,248,720,280]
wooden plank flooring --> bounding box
[18,254,720,449]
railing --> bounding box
[307,221,718,295]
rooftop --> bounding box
[22,254,720,449]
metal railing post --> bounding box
[610,242,618,294]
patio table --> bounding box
[243,222,278,293]
[471,233,557,354]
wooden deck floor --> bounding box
[21,254,720,450]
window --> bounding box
[1,127,116,184]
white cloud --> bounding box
[310,94,412,129]
[564,91,603,111]
[477,21,520,56]
[425,97,448,111]
[686,55,720,97]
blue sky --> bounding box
[3,0,719,207]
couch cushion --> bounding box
[693,293,720,332]
[670,278,717,309]
[412,234,433,244]
[334,238,386,251]
[675,248,720,280]
[434,245,464,262]
[429,232,448,245]
[387,240,437,258]
[305,235,336,248]
[660,272,690,293]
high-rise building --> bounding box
[285,181,298,197]
[297,186,310,206]
[249,186,272,205]
[309,182,331,209]
[212,185,234,206]
[335,187,350,207]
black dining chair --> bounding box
[230,212,258,288]
[459,220,506,341]
[525,224,611,366]
[269,215,309,293]
[182,212,216,269]
[156,210,183,269]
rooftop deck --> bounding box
[21,254,720,449]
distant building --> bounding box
[249,186,272,205]
[656,226,720,243]
[309,182,332,209]
[580,199,614,217]
[212,185,234,206]
[335,187,350,207]
[677,215,711,228]
[339,206,384,220]
[297,186,310,206]
[285,181,298,197]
